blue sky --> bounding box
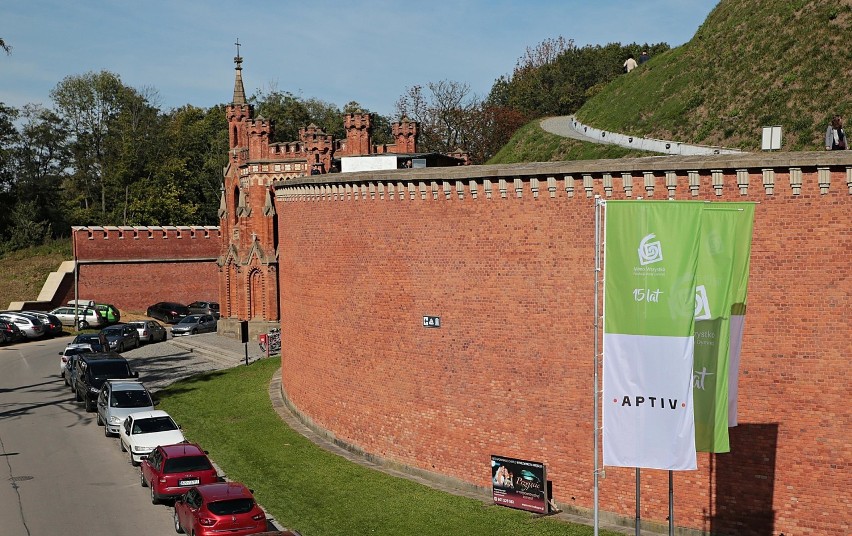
[2,0,719,117]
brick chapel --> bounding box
[216,51,442,339]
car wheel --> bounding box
[117,343,124,353]
[150,483,158,504]
[173,509,184,534]
[64,375,69,386]
[96,412,103,426]
[140,470,148,487]
[84,396,94,412]
[120,439,127,452]
[191,329,198,335]
[129,448,138,467]
[74,388,82,402]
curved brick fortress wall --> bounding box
[276,152,851,536]
[71,226,221,312]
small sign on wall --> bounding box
[423,316,441,328]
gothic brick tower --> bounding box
[343,112,373,156]
[217,47,280,341]
[392,116,418,153]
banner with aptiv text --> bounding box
[603,201,703,470]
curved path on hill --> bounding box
[541,115,744,156]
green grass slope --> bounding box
[577,0,851,151]
[0,240,71,308]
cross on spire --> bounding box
[234,38,242,68]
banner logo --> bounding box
[695,285,711,320]
[633,288,663,302]
[638,234,663,265]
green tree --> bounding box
[50,70,129,217]
[13,104,70,240]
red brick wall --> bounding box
[72,226,221,313]
[276,161,851,536]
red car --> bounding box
[173,482,267,536]
[140,443,219,504]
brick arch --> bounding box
[247,267,264,320]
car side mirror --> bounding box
[132,371,139,378]
[153,399,160,406]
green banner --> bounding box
[604,201,704,337]
[693,203,755,453]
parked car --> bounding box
[171,314,218,337]
[146,302,190,324]
[119,410,185,466]
[100,323,141,352]
[59,344,94,380]
[140,443,219,504]
[49,305,106,330]
[97,380,155,438]
[22,310,64,337]
[187,301,220,319]
[0,312,46,339]
[73,353,139,412]
[67,300,120,324]
[128,320,168,343]
[71,332,109,352]
[173,482,267,536]
[0,319,25,344]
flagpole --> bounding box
[636,468,641,535]
[593,196,603,536]
[669,470,675,535]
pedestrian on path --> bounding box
[639,50,650,64]
[825,115,848,150]
[623,55,638,73]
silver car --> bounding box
[97,380,155,437]
[128,320,168,343]
[49,306,106,330]
[170,314,217,337]
[0,312,46,339]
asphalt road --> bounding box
[0,336,178,536]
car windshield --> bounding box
[163,456,213,473]
[207,498,254,515]
[89,362,131,378]
[111,390,152,408]
[75,335,100,344]
[133,416,178,434]
[65,347,92,356]
[103,327,123,336]
[178,315,201,324]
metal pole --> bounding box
[669,470,675,536]
[244,342,249,366]
[73,233,79,330]
[593,197,602,536]
[636,468,641,536]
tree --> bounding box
[13,104,70,239]
[50,71,130,216]
[395,80,481,155]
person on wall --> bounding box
[825,115,848,150]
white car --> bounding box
[0,312,46,339]
[58,344,94,380]
[119,410,185,466]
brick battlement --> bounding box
[72,226,222,262]
[274,151,852,202]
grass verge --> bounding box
[156,357,619,536]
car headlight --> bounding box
[108,416,122,425]
[133,445,152,453]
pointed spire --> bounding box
[232,38,246,105]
